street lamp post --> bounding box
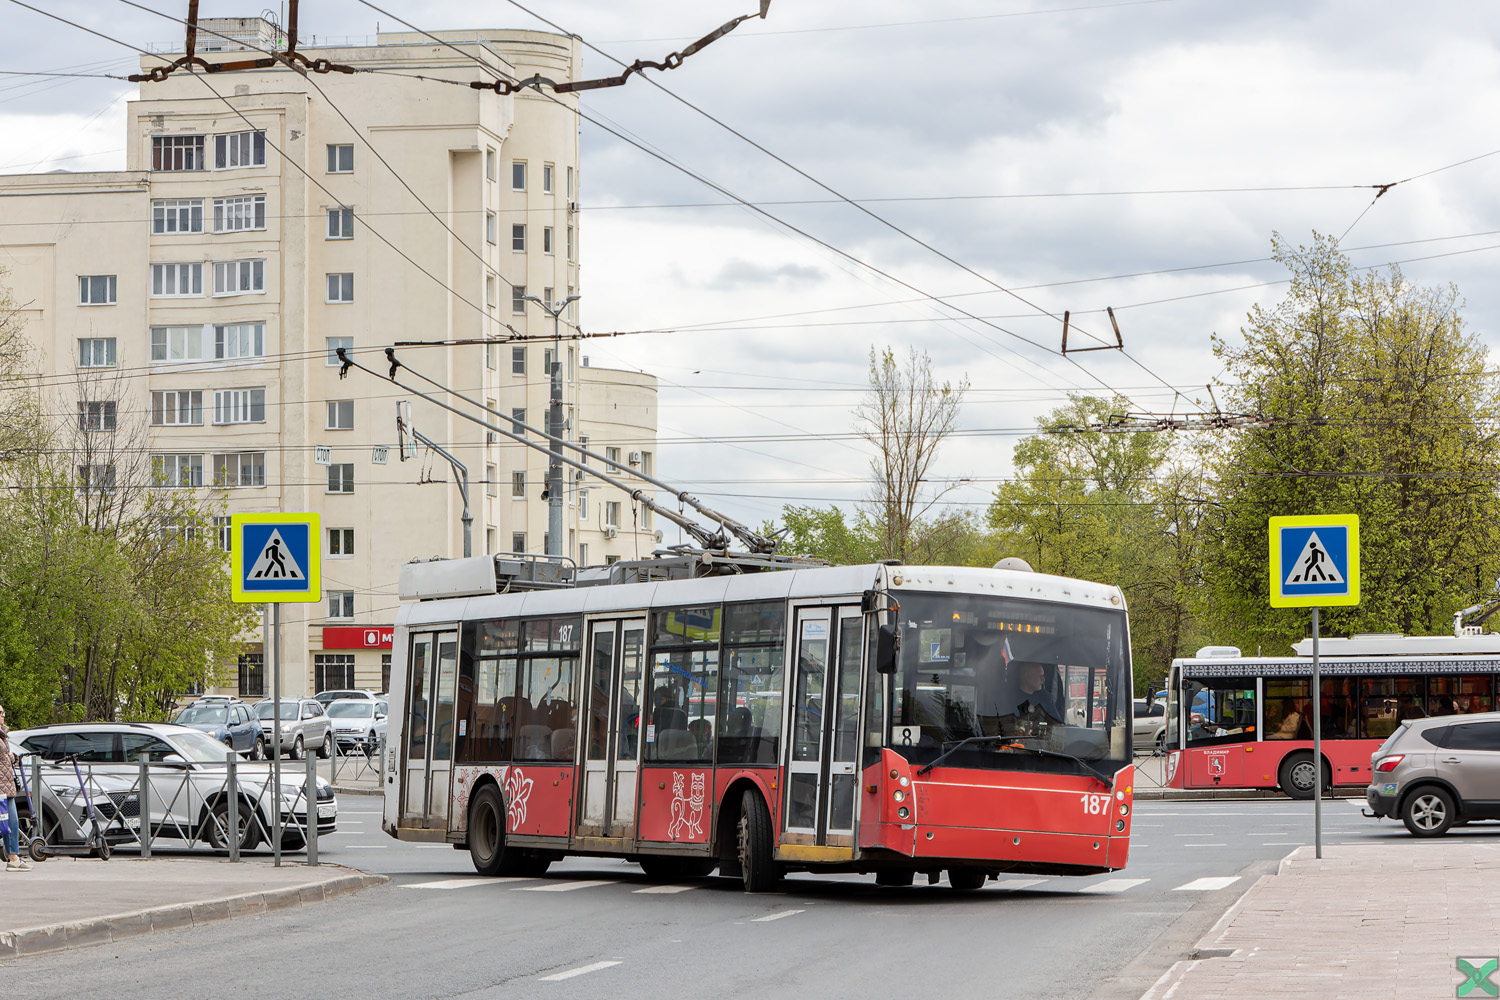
[524,293,579,557]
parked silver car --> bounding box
[252,698,333,760]
[325,699,386,751]
[9,738,140,852]
[1365,711,1500,836]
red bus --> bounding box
[1163,633,1500,798]
[382,555,1136,891]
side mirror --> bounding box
[1146,686,1158,709]
[875,623,899,674]
[160,753,188,767]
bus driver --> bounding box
[1003,661,1065,732]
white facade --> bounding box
[0,21,658,697]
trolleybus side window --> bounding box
[1428,675,1494,717]
[718,601,785,765]
[619,628,645,758]
[1182,676,1256,746]
[1360,677,1424,740]
[586,626,613,761]
[648,606,720,762]
[458,618,519,763]
[516,617,581,761]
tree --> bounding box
[1204,233,1500,654]
[854,346,967,562]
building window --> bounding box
[327,144,354,173]
[486,276,496,307]
[511,346,526,374]
[78,275,116,305]
[567,166,573,198]
[567,225,573,261]
[641,452,653,477]
[238,654,264,698]
[326,336,353,365]
[543,227,553,255]
[78,400,116,432]
[213,259,265,296]
[485,398,497,442]
[511,408,525,434]
[382,654,392,693]
[152,453,204,487]
[215,516,232,552]
[604,554,621,566]
[485,147,496,181]
[542,164,553,193]
[151,262,202,298]
[151,325,204,362]
[213,195,266,232]
[151,389,203,426]
[606,446,620,466]
[212,452,265,488]
[327,463,354,494]
[327,399,354,430]
[212,388,266,425]
[512,532,526,553]
[315,652,355,687]
[512,161,526,190]
[214,323,265,360]
[605,501,620,529]
[327,206,354,239]
[579,489,589,520]
[152,135,205,171]
[327,273,354,302]
[511,284,526,314]
[579,435,590,465]
[486,528,495,555]
[78,338,116,368]
[214,130,266,169]
[485,463,497,497]
[153,198,203,234]
[486,212,496,244]
[511,470,525,497]
[328,527,354,557]
[578,542,588,567]
[511,225,525,252]
[78,464,115,489]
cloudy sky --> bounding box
[6,0,1500,544]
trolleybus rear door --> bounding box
[399,629,459,831]
[577,618,646,842]
[785,606,863,849]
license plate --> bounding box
[317,803,336,820]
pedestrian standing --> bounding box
[0,702,30,871]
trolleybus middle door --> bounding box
[399,629,459,831]
[577,618,646,843]
[785,606,862,850]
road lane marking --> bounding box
[517,880,616,892]
[633,884,698,894]
[404,877,531,889]
[993,878,1046,890]
[752,909,805,922]
[539,961,621,981]
[1079,878,1149,894]
[1173,877,1241,891]
[1260,841,1303,845]
[1182,843,1227,847]
[342,845,388,849]
[412,845,452,849]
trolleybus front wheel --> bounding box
[737,789,782,893]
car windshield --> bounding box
[255,702,299,721]
[169,728,245,763]
[174,706,228,725]
[887,592,1132,776]
[327,702,374,718]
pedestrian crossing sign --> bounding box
[230,513,321,603]
[1269,514,1359,608]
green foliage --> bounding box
[1205,233,1500,654]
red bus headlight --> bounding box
[1375,754,1404,772]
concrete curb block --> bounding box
[330,785,382,797]
[0,871,388,960]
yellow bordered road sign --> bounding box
[230,512,321,604]
[1269,513,1359,608]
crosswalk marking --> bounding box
[1173,876,1241,891]
[633,884,698,894]
[992,878,1046,890]
[539,961,621,981]
[404,876,529,889]
[517,880,617,892]
[752,909,805,922]
[1079,878,1150,894]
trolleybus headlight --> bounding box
[899,776,910,787]
[1118,803,1129,816]
[897,806,910,819]
[1115,820,1126,832]
[893,790,905,802]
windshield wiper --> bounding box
[915,735,1115,787]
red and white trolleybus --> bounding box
[382,553,1137,891]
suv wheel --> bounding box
[317,732,332,759]
[289,734,304,760]
[1402,787,1456,837]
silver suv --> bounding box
[1365,712,1500,836]
[252,698,333,760]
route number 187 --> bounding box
[1079,793,1110,815]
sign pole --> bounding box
[1312,606,1322,859]
[272,602,282,868]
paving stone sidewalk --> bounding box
[0,857,386,960]
[1141,842,1500,999]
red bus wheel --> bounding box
[737,790,782,893]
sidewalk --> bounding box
[1140,842,1500,999]
[0,858,386,960]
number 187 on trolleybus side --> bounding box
[381,555,1137,891]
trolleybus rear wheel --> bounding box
[948,867,987,891]
[1278,752,1326,800]
[737,790,782,893]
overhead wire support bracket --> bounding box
[1061,307,1125,355]
[469,1,771,97]
[129,0,358,83]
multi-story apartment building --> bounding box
[0,19,659,698]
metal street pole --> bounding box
[271,602,282,868]
[526,293,579,557]
[1312,606,1322,859]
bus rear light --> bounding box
[1375,754,1405,772]
[1118,803,1129,816]
[890,769,899,779]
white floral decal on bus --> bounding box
[667,771,705,840]
[506,766,534,829]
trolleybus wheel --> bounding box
[1402,786,1456,837]
[737,790,782,893]
[1278,752,1326,800]
[948,868,986,891]
[875,869,915,887]
[639,856,717,880]
[468,784,536,876]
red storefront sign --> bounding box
[322,626,394,650]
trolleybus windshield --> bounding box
[889,593,1130,775]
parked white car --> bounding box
[326,699,387,751]
[1133,698,1167,752]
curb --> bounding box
[331,784,382,797]
[0,870,389,961]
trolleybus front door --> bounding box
[785,606,863,851]
[577,618,646,842]
[399,629,459,831]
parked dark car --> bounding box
[172,702,265,759]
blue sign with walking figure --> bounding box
[230,513,322,603]
[1268,514,1360,608]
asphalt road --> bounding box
[0,793,1459,1000]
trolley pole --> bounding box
[1312,607,1322,859]
[525,293,579,557]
